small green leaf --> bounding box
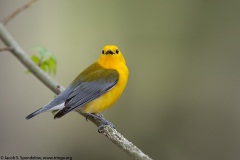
[39,48,50,59]
[48,56,57,76]
[27,47,58,77]
[40,64,48,72]
[31,55,40,64]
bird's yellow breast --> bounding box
[82,45,129,113]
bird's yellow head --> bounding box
[98,45,126,69]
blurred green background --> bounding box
[1,0,240,160]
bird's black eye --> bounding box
[102,50,104,54]
[116,49,119,54]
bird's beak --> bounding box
[105,50,114,55]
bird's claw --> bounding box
[97,120,115,133]
[86,113,115,133]
[85,114,90,121]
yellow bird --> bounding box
[26,45,129,128]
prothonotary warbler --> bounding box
[26,45,129,129]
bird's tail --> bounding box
[26,108,43,120]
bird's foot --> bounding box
[86,113,115,133]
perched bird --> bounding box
[26,45,129,128]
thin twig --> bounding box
[0,47,12,52]
[2,0,37,25]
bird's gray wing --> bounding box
[54,69,119,118]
